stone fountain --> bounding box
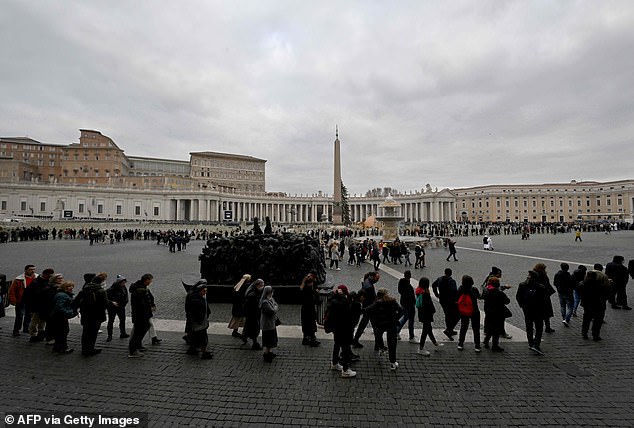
[376,196,404,241]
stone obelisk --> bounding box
[333,126,343,225]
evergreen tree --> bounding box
[341,182,351,226]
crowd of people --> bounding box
[3,247,633,379]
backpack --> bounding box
[415,293,423,309]
[457,293,474,317]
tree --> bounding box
[341,182,351,226]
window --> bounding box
[116,205,122,215]
[135,206,141,216]
[97,204,103,214]
[78,203,84,213]
[21,201,27,211]
[153,206,160,216]
[40,202,46,212]
[1,201,6,210]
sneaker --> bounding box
[562,320,570,327]
[491,346,504,352]
[120,333,130,339]
[330,363,343,371]
[443,330,455,341]
[151,337,162,345]
[417,349,431,356]
[409,338,418,344]
[623,306,633,310]
[309,340,321,348]
[529,346,545,356]
[351,340,364,349]
[545,328,555,333]
[128,351,144,358]
[612,304,622,309]
[45,339,56,346]
[501,333,513,339]
[457,345,464,351]
[389,362,399,371]
[341,369,357,378]
[475,347,482,353]
[231,331,242,338]
[378,349,386,356]
[350,353,361,362]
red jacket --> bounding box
[8,274,37,305]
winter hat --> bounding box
[113,275,127,285]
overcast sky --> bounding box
[2,1,633,196]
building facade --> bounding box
[1,129,632,224]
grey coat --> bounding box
[260,298,279,331]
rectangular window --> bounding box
[135,206,141,216]
[1,201,6,210]
[40,202,46,212]
[21,201,27,211]
[116,205,122,215]
[153,206,160,216]
[97,204,103,214]
[78,203,84,213]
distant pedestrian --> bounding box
[396,270,417,343]
[554,263,574,327]
[9,264,37,337]
[571,265,587,317]
[575,229,582,242]
[128,273,154,358]
[533,263,556,333]
[300,271,320,347]
[352,271,379,349]
[74,272,108,357]
[366,288,403,371]
[50,281,78,354]
[606,255,631,310]
[106,275,129,341]
[185,280,213,359]
[446,238,458,261]
[326,285,357,378]
[516,271,549,356]
[260,285,279,362]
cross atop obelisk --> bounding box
[333,126,343,225]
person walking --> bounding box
[571,265,587,317]
[260,285,279,362]
[128,273,154,358]
[23,268,54,342]
[432,268,459,340]
[554,263,575,327]
[300,271,320,347]
[106,275,129,341]
[579,264,611,341]
[456,275,481,353]
[415,277,439,356]
[185,280,213,359]
[352,271,379,349]
[242,279,265,350]
[228,274,250,339]
[446,237,458,261]
[606,255,631,310]
[366,288,403,371]
[397,270,417,343]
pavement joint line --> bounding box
[455,245,594,267]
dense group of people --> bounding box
[5,265,162,357]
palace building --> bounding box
[0,129,632,224]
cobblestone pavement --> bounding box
[1,231,633,426]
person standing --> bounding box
[75,272,109,356]
[579,264,611,341]
[516,271,549,355]
[106,275,129,342]
[50,281,78,354]
[397,270,417,343]
[9,264,37,337]
[260,285,280,362]
[432,268,459,340]
[23,268,54,342]
[571,265,587,317]
[185,280,213,359]
[456,275,481,353]
[128,273,154,358]
[533,263,556,333]
[300,271,320,347]
[327,285,357,378]
[606,255,631,310]
[554,263,575,327]
[483,277,509,352]
[242,279,265,350]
